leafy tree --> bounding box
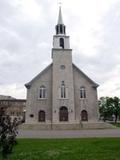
[99,97,113,121]
[99,97,120,123]
[0,107,20,159]
[110,97,120,123]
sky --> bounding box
[0,0,120,99]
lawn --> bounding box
[3,138,120,160]
[111,123,120,128]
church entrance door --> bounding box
[38,110,45,122]
[59,106,68,121]
[81,110,88,121]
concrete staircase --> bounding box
[19,122,116,130]
[81,122,116,129]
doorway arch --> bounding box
[38,110,45,122]
[59,106,68,121]
[81,110,88,121]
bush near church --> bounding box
[0,107,20,159]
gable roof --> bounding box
[25,62,99,89]
[25,63,53,88]
[73,63,99,88]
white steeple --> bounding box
[52,6,70,50]
[57,6,63,24]
[55,6,66,35]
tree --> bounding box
[110,97,120,123]
[99,97,113,121]
[99,97,120,123]
[0,107,20,159]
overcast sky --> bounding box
[0,0,120,99]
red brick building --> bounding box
[0,96,26,121]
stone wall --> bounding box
[73,65,99,122]
[26,65,52,123]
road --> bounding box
[18,128,120,138]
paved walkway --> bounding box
[18,128,120,138]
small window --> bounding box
[61,81,66,98]
[80,87,86,98]
[11,112,14,116]
[39,85,46,99]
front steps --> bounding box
[19,122,116,130]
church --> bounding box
[25,7,100,130]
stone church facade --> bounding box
[25,7,100,129]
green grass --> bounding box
[2,138,120,160]
[112,123,120,128]
[114,123,120,128]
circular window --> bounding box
[60,65,65,70]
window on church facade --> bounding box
[61,86,65,98]
[60,81,68,99]
[80,86,86,98]
[39,86,46,99]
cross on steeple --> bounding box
[59,1,62,7]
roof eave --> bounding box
[73,63,99,87]
[25,63,53,88]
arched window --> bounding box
[61,81,66,98]
[39,85,46,98]
[59,38,64,49]
[81,110,88,121]
[59,106,68,121]
[38,110,45,122]
[80,87,86,98]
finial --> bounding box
[59,1,62,7]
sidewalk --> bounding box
[18,128,120,138]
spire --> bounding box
[53,4,70,50]
[55,5,66,35]
[57,6,63,24]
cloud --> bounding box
[0,0,120,99]
[0,83,26,99]
[71,0,120,98]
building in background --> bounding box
[0,95,26,122]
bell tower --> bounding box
[52,6,70,50]
[52,6,75,123]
